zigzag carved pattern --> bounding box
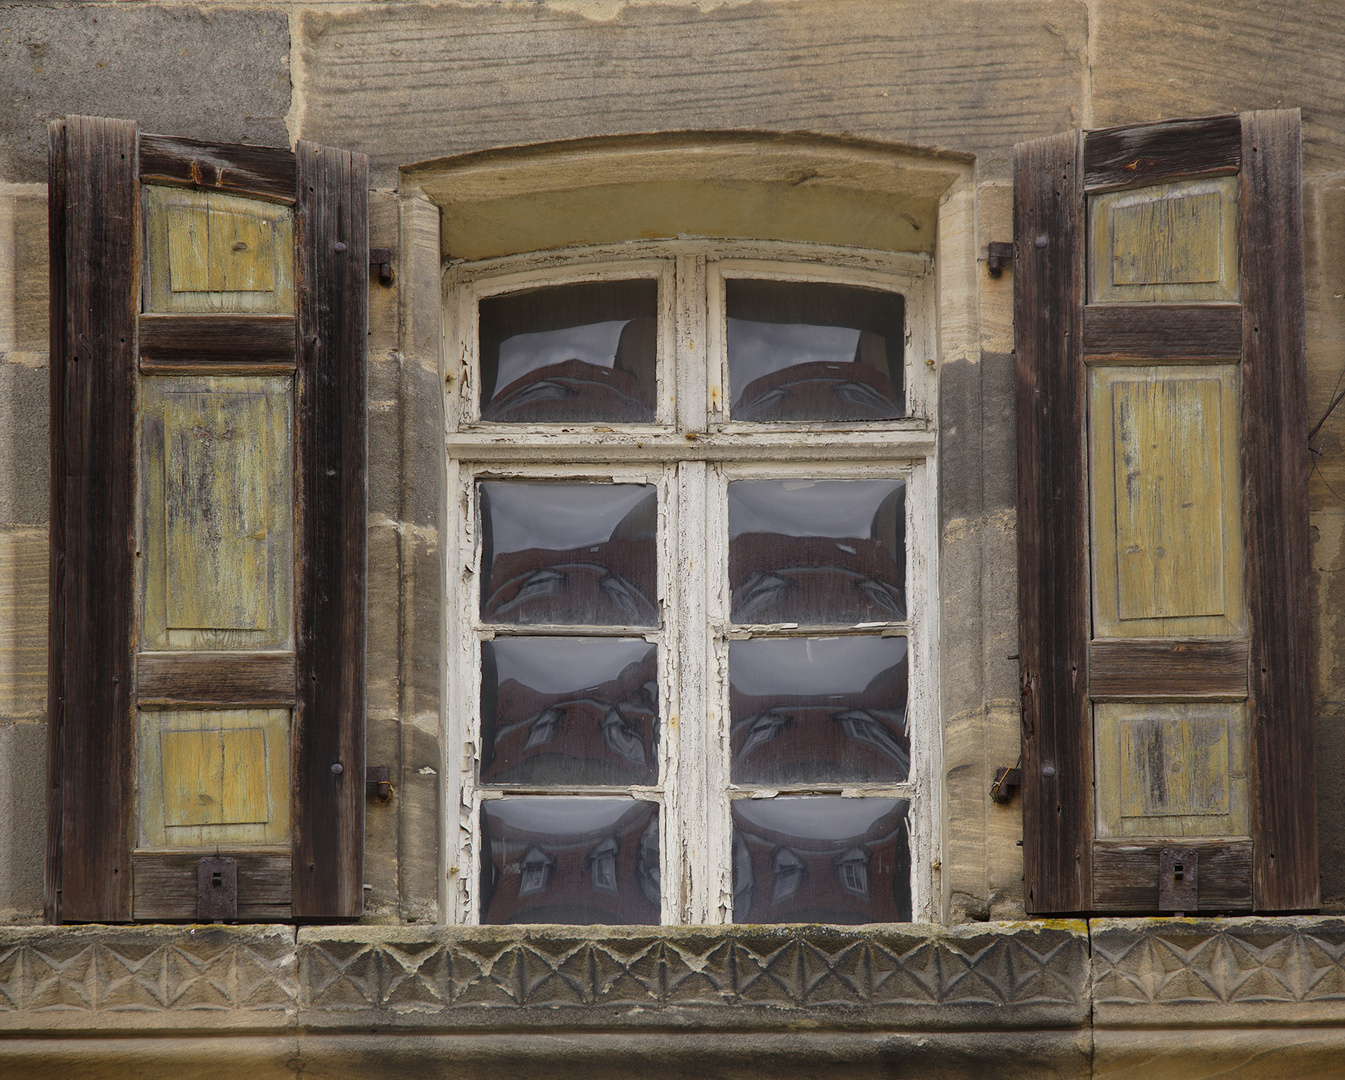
[299,928,1087,1013]
[1093,922,1345,1006]
[0,930,297,1013]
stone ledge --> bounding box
[1092,916,1345,1027]
[0,922,1088,1033]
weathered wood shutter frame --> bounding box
[47,117,368,922]
[1015,111,1316,914]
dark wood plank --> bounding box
[1241,110,1317,911]
[132,849,291,921]
[1093,840,1253,911]
[45,118,68,926]
[138,314,296,367]
[139,134,296,203]
[1088,639,1249,698]
[1083,304,1242,360]
[1015,129,1091,915]
[137,652,297,706]
[293,141,368,919]
[1084,114,1242,192]
[54,116,139,923]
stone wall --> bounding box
[0,0,1342,927]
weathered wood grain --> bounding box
[137,651,297,706]
[1084,114,1241,193]
[45,117,68,926]
[1240,110,1317,911]
[143,186,295,314]
[50,116,139,923]
[293,141,368,918]
[1089,364,1243,639]
[1015,129,1091,915]
[1083,304,1242,360]
[140,134,296,203]
[1094,702,1248,839]
[1088,638,1248,698]
[138,314,296,367]
[1088,177,1238,303]
[1093,839,1253,911]
[132,847,291,921]
[137,708,290,849]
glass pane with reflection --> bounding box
[729,479,905,624]
[480,482,658,627]
[729,636,908,785]
[732,797,910,923]
[481,797,660,925]
[726,280,904,422]
[479,280,658,423]
[481,638,659,786]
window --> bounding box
[446,240,936,924]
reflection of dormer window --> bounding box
[835,847,870,897]
[602,708,646,763]
[589,836,619,892]
[835,710,909,774]
[519,846,555,897]
[772,847,805,902]
[740,711,791,758]
[524,706,564,749]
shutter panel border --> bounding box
[1015,129,1092,915]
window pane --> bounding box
[729,636,908,785]
[731,797,910,923]
[480,482,658,627]
[726,280,904,421]
[479,280,658,423]
[481,638,659,786]
[481,798,660,925]
[729,479,905,624]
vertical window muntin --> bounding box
[445,242,937,925]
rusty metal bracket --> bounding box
[990,766,1022,804]
[197,856,238,921]
[366,765,393,801]
[1158,847,1198,912]
[987,241,1015,278]
[369,247,394,286]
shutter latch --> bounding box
[1158,847,1198,913]
[197,856,238,922]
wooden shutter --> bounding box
[47,117,368,922]
[1015,111,1317,914]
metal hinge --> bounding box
[370,247,394,286]
[990,766,1022,803]
[366,765,393,801]
[987,241,1015,278]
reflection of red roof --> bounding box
[732,804,909,923]
[735,360,899,421]
[729,651,909,784]
[482,801,660,925]
[484,650,658,785]
[483,537,657,626]
[730,532,904,623]
[482,358,654,423]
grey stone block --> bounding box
[0,362,47,525]
[0,6,290,183]
[297,1,1086,186]
[0,721,44,918]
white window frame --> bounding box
[444,239,941,925]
